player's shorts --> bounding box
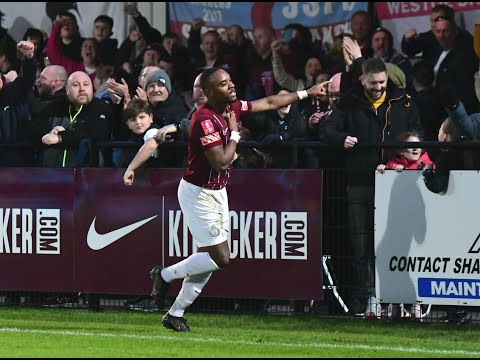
[178,178,229,248]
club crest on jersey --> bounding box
[201,119,215,135]
[240,101,248,112]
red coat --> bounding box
[386,152,434,170]
[45,21,96,83]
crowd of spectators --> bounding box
[0,4,478,170]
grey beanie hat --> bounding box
[144,69,172,93]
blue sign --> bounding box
[418,278,480,299]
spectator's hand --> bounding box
[129,30,142,42]
[4,70,17,84]
[123,169,135,186]
[404,29,418,40]
[17,40,35,59]
[50,126,66,135]
[107,88,123,105]
[423,163,434,170]
[191,18,205,31]
[344,135,358,149]
[309,112,326,128]
[124,4,140,17]
[306,80,331,98]
[134,87,147,101]
[106,78,129,98]
[438,85,459,110]
[156,124,177,142]
[376,164,387,174]
[122,62,133,74]
[123,92,131,109]
[42,133,61,145]
[271,40,282,57]
[394,164,405,172]
[343,37,362,63]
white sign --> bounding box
[375,170,480,306]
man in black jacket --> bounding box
[0,40,37,167]
[28,70,113,167]
[30,65,68,120]
[401,4,479,114]
[324,58,424,318]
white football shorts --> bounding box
[177,178,229,248]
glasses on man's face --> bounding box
[431,15,451,23]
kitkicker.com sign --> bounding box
[168,210,308,260]
[0,168,323,299]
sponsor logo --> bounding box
[0,208,60,255]
[168,210,308,260]
[87,216,157,251]
[418,278,480,299]
[200,119,215,134]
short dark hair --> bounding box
[431,4,454,18]
[123,98,153,123]
[362,57,387,75]
[94,15,113,29]
[351,10,371,22]
[412,60,434,87]
[199,67,222,91]
[442,117,467,141]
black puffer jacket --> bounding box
[324,81,423,185]
[28,97,113,167]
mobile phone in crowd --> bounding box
[280,28,294,44]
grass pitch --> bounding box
[0,307,479,357]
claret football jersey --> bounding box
[183,99,252,189]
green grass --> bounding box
[0,307,479,357]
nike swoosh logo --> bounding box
[87,215,158,250]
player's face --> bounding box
[209,69,237,103]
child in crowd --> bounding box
[117,98,163,168]
[377,130,433,174]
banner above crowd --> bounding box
[169,2,369,45]
[376,2,480,52]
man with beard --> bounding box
[28,71,112,167]
[324,58,423,319]
[124,67,330,332]
[30,65,68,120]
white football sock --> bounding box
[161,252,219,283]
[168,272,212,317]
